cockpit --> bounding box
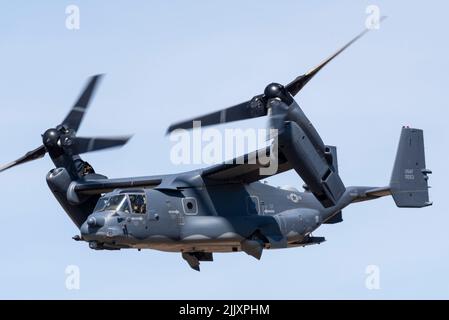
[93,193,147,214]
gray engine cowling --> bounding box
[274,99,346,208]
[46,167,104,228]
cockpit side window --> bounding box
[129,194,147,214]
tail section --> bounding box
[390,127,432,208]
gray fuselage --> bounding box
[79,178,349,253]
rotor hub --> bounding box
[264,83,293,105]
[42,128,61,148]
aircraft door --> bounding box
[123,193,148,239]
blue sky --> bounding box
[0,1,447,299]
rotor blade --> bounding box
[286,16,387,96]
[61,74,104,132]
[0,145,46,173]
[168,19,386,133]
[166,95,266,134]
[71,136,132,154]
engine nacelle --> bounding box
[46,167,103,228]
[273,99,346,207]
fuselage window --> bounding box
[182,197,198,215]
[129,194,147,214]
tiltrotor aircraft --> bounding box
[1,24,431,270]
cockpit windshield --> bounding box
[93,197,109,212]
[94,195,130,213]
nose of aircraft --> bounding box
[80,213,124,242]
[86,216,105,227]
[80,220,93,239]
[80,214,106,240]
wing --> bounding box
[73,146,292,195]
[201,145,292,184]
[73,175,164,195]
